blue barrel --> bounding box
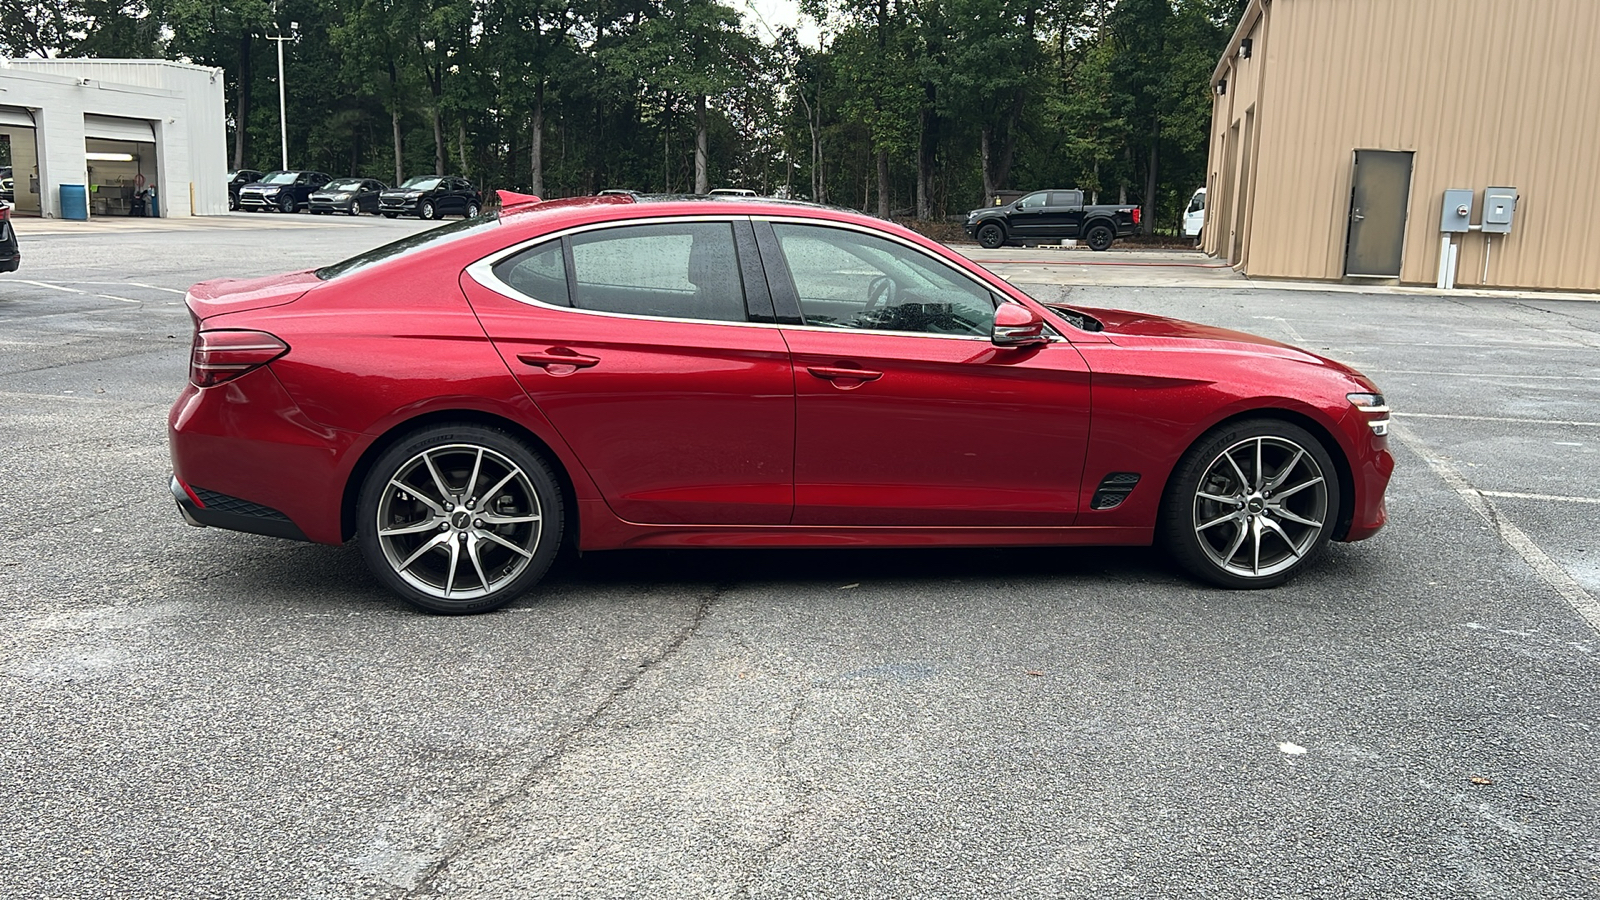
[60,184,89,220]
[148,188,159,217]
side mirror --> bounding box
[991,303,1049,347]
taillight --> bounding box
[190,329,288,387]
[0,204,10,222]
[1131,206,1141,225]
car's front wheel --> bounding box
[418,200,437,220]
[357,424,564,614]
[976,222,1005,249]
[1161,418,1339,589]
[228,193,239,211]
[278,194,296,213]
[1085,223,1114,252]
[465,201,480,218]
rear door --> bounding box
[465,217,796,525]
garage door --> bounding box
[0,105,35,128]
[84,114,156,142]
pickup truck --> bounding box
[964,189,1141,251]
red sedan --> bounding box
[169,194,1392,614]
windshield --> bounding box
[399,177,441,190]
[324,178,364,191]
[259,171,298,184]
[315,216,498,281]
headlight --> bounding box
[260,186,280,194]
[1347,392,1390,436]
[335,193,352,200]
[406,191,422,198]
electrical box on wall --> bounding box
[1483,187,1518,234]
[1440,189,1474,233]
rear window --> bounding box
[315,217,499,280]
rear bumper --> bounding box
[170,475,309,541]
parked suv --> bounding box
[309,177,387,215]
[0,198,19,273]
[964,189,1140,251]
[237,171,331,213]
[379,176,481,219]
[226,169,264,211]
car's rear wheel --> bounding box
[977,222,1005,249]
[357,425,564,614]
[1085,223,1114,252]
[1161,419,1339,589]
[419,200,437,220]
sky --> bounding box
[734,0,825,47]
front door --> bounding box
[466,220,795,525]
[761,221,1092,526]
[1345,149,1414,277]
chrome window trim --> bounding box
[465,212,1063,343]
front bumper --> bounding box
[238,192,285,209]
[308,197,353,213]
[378,197,421,214]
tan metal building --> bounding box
[1203,0,1600,292]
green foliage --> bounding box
[4,0,1242,221]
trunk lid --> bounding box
[185,271,320,322]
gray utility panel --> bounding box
[1440,189,1474,233]
[1483,187,1518,234]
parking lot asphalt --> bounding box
[1,214,1597,899]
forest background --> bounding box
[0,0,1246,230]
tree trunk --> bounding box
[876,148,889,218]
[432,107,445,176]
[694,94,708,194]
[457,119,470,176]
[233,31,252,170]
[917,102,938,220]
[980,126,994,204]
[530,81,545,197]
[1143,139,1158,236]
[389,59,403,185]
[391,108,404,186]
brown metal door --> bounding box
[1345,150,1413,277]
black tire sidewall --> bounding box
[1087,225,1113,251]
[419,201,436,220]
[977,223,1004,249]
[279,194,295,213]
[1159,418,1340,589]
[357,424,565,614]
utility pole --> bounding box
[267,24,297,170]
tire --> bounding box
[228,194,239,211]
[464,201,480,218]
[418,200,437,220]
[357,424,564,614]
[278,193,296,213]
[1160,418,1340,589]
[1085,223,1114,252]
[383,212,399,219]
[976,222,1005,249]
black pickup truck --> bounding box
[964,189,1141,251]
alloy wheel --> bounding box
[374,443,545,601]
[1190,435,1329,579]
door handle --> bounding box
[807,366,883,382]
[1351,209,1365,222]
[518,349,600,369]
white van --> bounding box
[1183,187,1206,238]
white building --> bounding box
[0,58,228,218]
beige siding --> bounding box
[1211,0,1600,291]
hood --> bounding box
[186,270,321,322]
[1070,305,1363,374]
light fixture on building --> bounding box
[1216,80,1228,95]
[1239,38,1253,58]
[86,152,135,162]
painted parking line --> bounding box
[1396,412,1600,428]
[1374,370,1600,381]
[11,279,87,294]
[1479,490,1600,505]
[1392,424,1599,634]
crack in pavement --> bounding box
[396,582,728,899]
[735,693,814,899]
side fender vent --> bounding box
[1090,472,1141,510]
